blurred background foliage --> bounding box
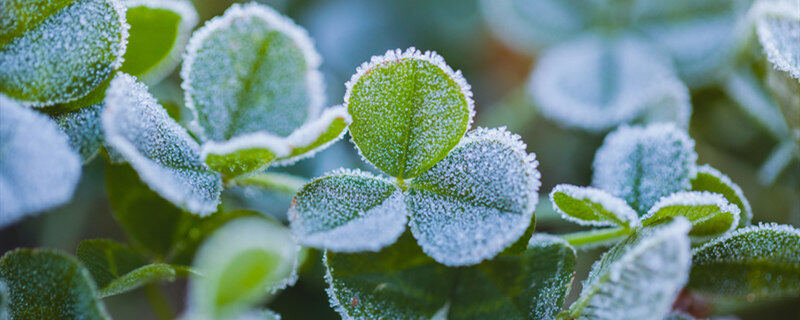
[1,0,797,319]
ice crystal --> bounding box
[592,123,697,214]
[102,73,222,215]
[642,191,740,242]
[53,103,105,162]
[753,0,800,80]
[529,35,690,132]
[182,2,323,140]
[0,0,129,106]
[691,164,753,227]
[345,47,475,179]
[407,127,540,266]
[289,169,407,252]
[550,184,639,228]
[0,95,81,227]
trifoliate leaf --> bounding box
[275,105,351,166]
[324,232,576,320]
[103,73,222,215]
[641,191,740,242]
[182,2,323,140]
[407,127,540,266]
[289,169,407,252]
[688,223,800,313]
[76,239,194,297]
[52,103,105,163]
[0,249,111,319]
[121,0,198,84]
[345,47,474,179]
[550,184,639,229]
[564,218,692,320]
[592,123,698,214]
[753,0,800,81]
[691,164,753,227]
[529,35,690,132]
[0,95,81,227]
[478,0,589,53]
[187,217,299,319]
[0,0,128,106]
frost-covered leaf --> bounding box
[76,239,194,297]
[563,218,692,320]
[289,169,407,252]
[52,103,105,162]
[324,232,576,320]
[753,0,800,81]
[478,0,589,53]
[407,127,540,266]
[0,0,128,106]
[688,223,800,313]
[0,95,81,227]
[767,65,800,146]
[0,249,110,319]
[550,184,639,228]
[345,47,474,179]
[182,2,323,140]
[641,191,740,241]
[663,312,698,320]
[200,132,290,178]
[187,217,298,319]
[103,73,222,215]
[592,123,697,214]
[121,0,198,84]
[275,105,351,165]
[0,280,8,320]
[691,164,753,227]
[530,35,690,132]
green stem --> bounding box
[230,172,307,196]
[144,283,174,320]
[560,227,632,247]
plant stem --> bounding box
[230,172,307,196]
[144,283,175,320]
[560,227,632,247]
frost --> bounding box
[182,2,323,140]
[0,95,81,227]
[187,217,299,319]
[345,47,475,179]
[407,127,540,266]
[642,191,740,242]
[691,164,753,227]
[566,218,691,320]
[478,0,587,53]
[0,0,129,106]
[102,73,222,216]
[753,0,800,80]
[52,103,105,162]
[592,123,698,214]
[529,35,690,132]
[289,169,407,252]
[550,184,640,228]
[276,105,351,166]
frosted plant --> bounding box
[0,96,81,227]
[551,123,751,246]
[0,0,129,106]
[181,3,349,180]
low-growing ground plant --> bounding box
[0,1,798,320]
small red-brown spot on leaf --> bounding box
[350,296,359,307]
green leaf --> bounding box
[52,103,105,163]
[767,65,800,146]
[103,73,222,215]
[275,105,351,165]
[407,127,539,266]
[76,239,195,297]
[345,47,474,179]
[529,35,690,132]
[0,0,128,106]
[289,169,407,252]
[479,0,590,53]
[120,0,198,84]
[188,217,298,319]
[688,223,800,313]
[550,184,639,228]
[231,172,306,196]
[0,249,111,319]
[182,2,323,140]
[592,123,697,214]
[324,233,576,320]
[690,164,753,227]
[564,218,692,320]
[0,95,81,228]
[641,191,740,241]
